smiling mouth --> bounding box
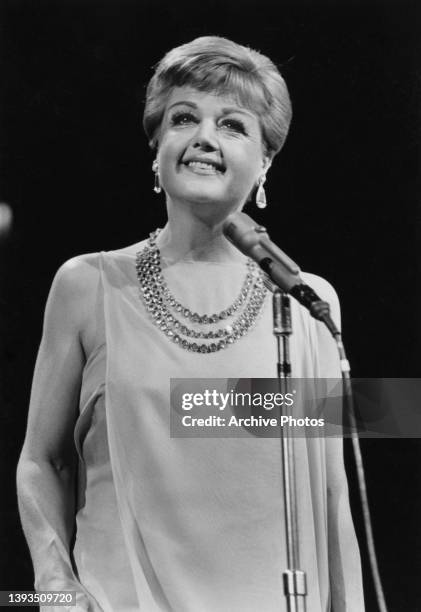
[183,160,225,174]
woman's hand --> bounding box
[39,588,100,612]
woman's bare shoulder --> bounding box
[54,253,102,298]
[109,239,149,256]
[45,253,104,341]
[54,237,150,296]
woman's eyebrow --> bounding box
[167,101,197,111]
[220,107,254,118]
[166,101,254,118]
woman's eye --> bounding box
[220,118,248,135]
[170,112,197,126]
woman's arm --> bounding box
[16,256,100,608]
[326,438,365,612]
[311,275,365,610]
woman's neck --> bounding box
[157,200,245,264]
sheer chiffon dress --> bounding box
[72,244,343,612]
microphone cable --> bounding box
[263,280,388,611]
[313,305,388,612]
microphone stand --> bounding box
[223,213,387,611]
[273,290,307,612]
[271,287,387,612]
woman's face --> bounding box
[156,87,270,212]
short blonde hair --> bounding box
[143,36,292,156]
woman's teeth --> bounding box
[186,161,221,173]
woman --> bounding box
[17,36,364,611]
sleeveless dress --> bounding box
[72,244,342,612]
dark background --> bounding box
[1,0,420,609]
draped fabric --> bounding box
[72,245,341,612]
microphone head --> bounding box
[222,212,267,255]
[223,212,300,276]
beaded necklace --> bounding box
[135,230,268,353]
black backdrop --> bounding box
[1,0,420,610]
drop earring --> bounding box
[256,174,267,209]
[152,159,161,194]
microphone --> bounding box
[222,212,340,337]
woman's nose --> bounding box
[192,120,218,151]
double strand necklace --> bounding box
[135,230,268,353]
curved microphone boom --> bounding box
[222,212,340,338]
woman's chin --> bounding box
[181,195,241,217]
[169,187,236,208]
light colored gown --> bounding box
[72,244,342,612]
